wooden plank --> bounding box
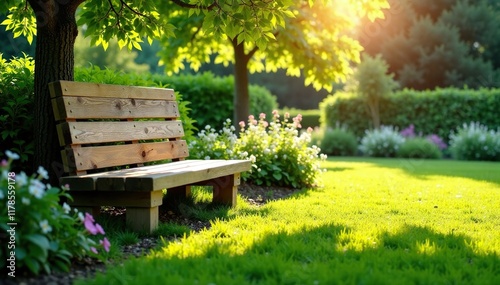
[49,80,175,100]
[57,121,184,145]
[67,190,163,208]
[124,160,251,191]
[52,96,180,120]
[64,140,189,172]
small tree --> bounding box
[350,54,398,129]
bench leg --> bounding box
[211,173,241,207]
[166,185,192,201]
[126,206,159,233]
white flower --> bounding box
[204,156,211,160]
[22,197,30,205]
[62,202,71,214]
[5,150,20,160]
[37,166,49,180]
[29,180,46,199]
[16,172,28,187]
[78,212,85,222]
[39,220,52,234]
[0,191,4,200]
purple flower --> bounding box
[90,247,98,254]
[95,223,105,235]
[400,124,416,138]
[100,237,111,252]
[426,134,447,150]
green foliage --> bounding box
[313,125,358,156]
[449,122,500,161]
[397,138,442,159]
[348,54,398,128]
[74,34,149,73]
[0,53,34,166]
[150,72,278,130]
[320,88,500,143]
[359,126,405,157]
[361,0,500,89]
[0,151,111,276]
[188,112,326,188]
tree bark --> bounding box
[232,39,250,127]
[28,0,84,184]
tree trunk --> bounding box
[28,0,83,184]
[232,39,250,127]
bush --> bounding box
[0,151,110,276]
[359,126,405,157]
[0,54,35,166]
[320,88,500,144]
[151,72,278,129]
[397,138,443,159]
[188,111,327,188]
[315,125,358,156]
[449,122,500,161]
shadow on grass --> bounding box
[331,157,500,186]
[84,223,500,284]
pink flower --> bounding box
[84,213,98,235]
[284,112,290,119]
[239,121,245,128]
[1,160,7,167]
[100,237,111,252]
[248,115,255,121]
[90,247,98,254]
[95,223,105,235]
[307,127,313,133]
[259,113,266,120]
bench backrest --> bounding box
[49,80,189,176]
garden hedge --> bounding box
[320,88,500,142]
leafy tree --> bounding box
[155,0,390,125]
[347,54,398,128]
[1,0,389,181]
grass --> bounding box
[79,157,500,284]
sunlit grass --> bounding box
[79,158,500,284]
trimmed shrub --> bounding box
[359,126,405,157]
[397,138,443,159]
[320,88,500,143]
[316,125,358,156]
[449,122,500,161]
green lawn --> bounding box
[80,158,500,285]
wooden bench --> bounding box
[49,80,251,232]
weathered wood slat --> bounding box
[49,80,175,100]
[60,160,251,191]
[56,121,184,145]
[51,96,180,120]
[63,141,189,172]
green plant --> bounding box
[397,138,442,159]
[0,150,110,276]
[316,125,358,156]
[0,54,35,166]
[449,122,500,161]
[188,111,327,188]
[320,88,500,143]
[359,126,405,157]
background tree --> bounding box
[346,54,398,129]
[359,0,500,90]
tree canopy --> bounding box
[359,0,500,90]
